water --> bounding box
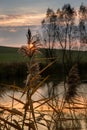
[0,82,87,130]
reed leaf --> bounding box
[34,94,58,112]
[0,83,21,91]
[8,95,25,105]
[0,106,23,116]
[25,122,36,130]
[29,99,38,129]
[31,76,49,96]
[13,119,22,129]
[30,60,55,82]
[0,117,22,130]
[34,96,55,110]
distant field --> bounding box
[0,46,87,63]
[0,46,28,63]
[41,48,87,64]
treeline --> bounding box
[41,3,87,64]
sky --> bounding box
[0,0,87,47]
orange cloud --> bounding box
[0,13,45,27]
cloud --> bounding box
[0,13,45,27]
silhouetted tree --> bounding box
[79,3,87,46]
[46,8,54,17]
[56,4,76,73]
[41,8,58,62]
[41,3,87,76]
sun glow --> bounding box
[28,43,34,49]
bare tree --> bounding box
[55,4,76,74]
[41,8,58,62]
[79,3,87,46]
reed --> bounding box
[0,29,87,130]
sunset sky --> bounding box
[0,0,87,47]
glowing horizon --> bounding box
[0,0,87,47]
[0,13,45,27]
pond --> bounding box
[0,82,87,130]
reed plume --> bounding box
[19,28,41,130]
[65,64,80,102]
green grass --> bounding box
[0,46,87,64]
[40,48,87,64]
[0,46,18,53]
[0,46,28,63]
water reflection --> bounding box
[0,82,87,110]
[0,82,87,130]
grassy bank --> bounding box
[0,46,28,63]
[1,46,87,63]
